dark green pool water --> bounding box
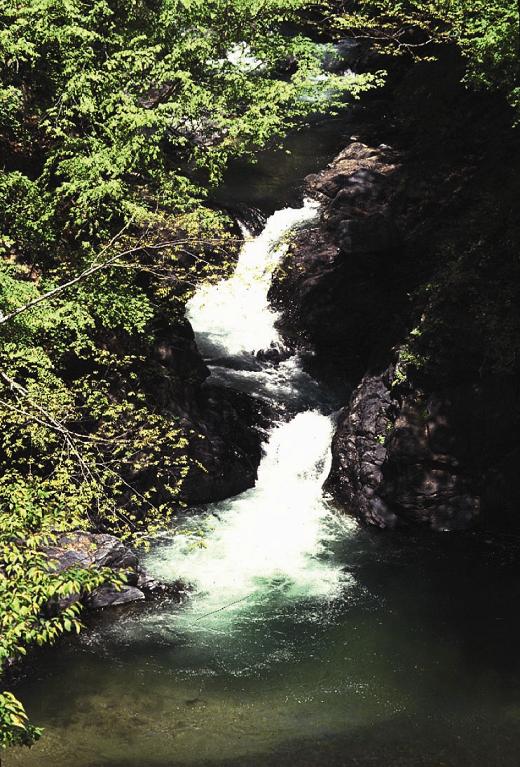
[7,527,520,767]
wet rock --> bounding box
[44,531,138,573]
[212,352,265,372]
[43,531,174,611]
[269,141,405,380]
[125,315,273,510]
[325,369,399,528]
[180,384,273,504]
[325,370,481,531]
[87,585,145,609]
[255,345,293,365]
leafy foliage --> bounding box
[332,0,519,117]
[0,471,121,749]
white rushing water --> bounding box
[148,411,348,618]
[145,199,354,627]
[186,200,319,358]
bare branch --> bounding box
[0,236,240,327]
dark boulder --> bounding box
[325,369,481,531]
[325,369,399,528]
[180,385,273,504]
[87,585,146,609]
[43,531,177,611]
[122,315,272,511]
[269,142,405,380]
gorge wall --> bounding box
[271,49,520,531]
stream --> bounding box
[7,121,520,767]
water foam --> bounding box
[186,199,319,358]
[147,412,347,616]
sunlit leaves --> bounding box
[0,692,43,748]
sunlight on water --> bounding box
[186,200,319,357]
[207,356,327,409]
[146,412,353,622]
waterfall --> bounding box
[147,412,346,617]
[186,199,319,359]
[145,199,353,625]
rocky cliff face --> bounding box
[269,141,405,380]
[271,53,520,531]
[325,370,482,531]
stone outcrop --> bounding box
[115,316,272,513]
[325,371,481,531]
[180,383,273,504]
[269,142,406,380]
[43,531,177,611]
[270,137,489,530]
[325,370,399,529]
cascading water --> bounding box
[148,412,345,618]
[144,201,352,627]
[185,200,333,410]
[186,199,318,358]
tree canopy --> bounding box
[331,0,519,117]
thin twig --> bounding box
[0,237,239,327]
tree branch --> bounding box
[0,237,238,327]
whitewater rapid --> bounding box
[186,199,318,358]
[147,411,346,617]
[145,200,353,626]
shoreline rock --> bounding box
[325,370,481,531]
[43,530,179,611]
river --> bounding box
[7,119,520,767]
